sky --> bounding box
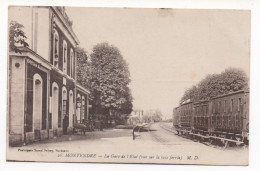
[66,7,250,119]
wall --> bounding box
[34,7,50,61]
[9,56,25,146]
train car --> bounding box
[173,107,180,132]
[178,99,193,135]
[209,90,249,145]
[173,90,249,146]
[192,100,210,138]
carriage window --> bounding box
[230,99,234,113]
[218,101,221,114]
[224,100,227,113]
[238,98,242,112]
[215,102,217,114]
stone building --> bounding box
[127,110,144,125]
[8,6,90,146]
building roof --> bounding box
[51,6,80,45]
[76,82,90,94]
[211,90,249,100]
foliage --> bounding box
[9,21,29,53]
[76,42,133,125]
[117,87,133,115]
[142,109,163,123]
[76,47,92,89]
[180,68,249,103]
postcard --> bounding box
[7,6,250,165]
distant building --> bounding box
[8,6,90,146]
[127,110,144,125]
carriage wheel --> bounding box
[224,140,229,148]
[211,134,217,145]
[234,137,241,146]
[209,138,214,145]
[205,133,210,142]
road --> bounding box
[7,122,248,165]
[138,122,197,145]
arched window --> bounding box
[63,40,67,74]
[69,90,74,127]
[70,48,74,77]
[53,30,59,68]
[61,87,67,128]
[33,74,43,132]
[51,82,59,130]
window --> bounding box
[215,102,217,114]
[80,96,85,121]
[81,101,85,120]
[224,100,227,113]
[218,101,221,114]
[52,83,59,129]
[33,74,43,131]
[230,99,234,113]
[53,30,59,68]
[69,91,74,127]
[61,88,67,128]
[63,40,67,74]
[70,49,74,77]
[238,98,243,113]
[63,100,67,116]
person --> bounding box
[100,120,103,131]
[63,114,69,134]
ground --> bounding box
[7,122,248,165]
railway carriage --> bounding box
[209,90,249,145]
[173,107,180,129]
[178,100,193,135]
[173,90,249,146]
[192,100,210,136]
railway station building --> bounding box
[8,6,90,146]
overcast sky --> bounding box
[66,7,250,119]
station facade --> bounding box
[8,6,90,146]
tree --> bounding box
[9,21,29,53]
[152,109,163,122]
[180,68,249,103]
[76,47,91,89]
[117,87,133,114]
[142,109,162,123]
[220,68,249,94]
[89,42,132,126]
[180,85,199,103]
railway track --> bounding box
[158,123,248,150]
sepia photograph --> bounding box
[7,6,250,165]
